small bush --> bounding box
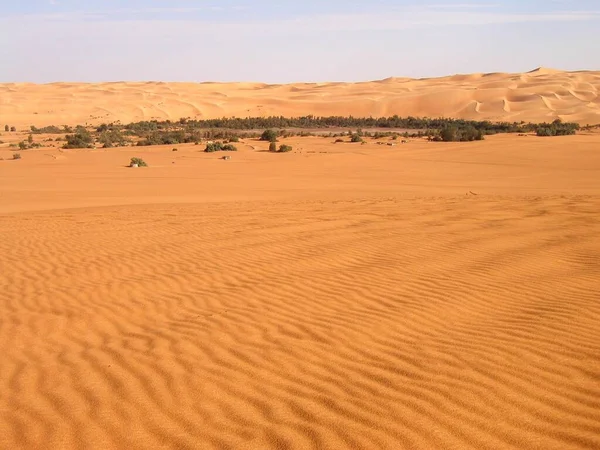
[269,141,277,152]
[98,129,128,148]
[4,125,8,132]
[12,153,21,160]
[260,129,279,142]
[335,138,344,143]
[205,142,237,152]
[350,134,363,143]
[130,157,147,167]
[278,144,293,153]
[228,136,240,143]
[205,142,223,153]
[172,148,178,151]
[10,126,16,132]
[18,141,27,150]
[63,127,94,149]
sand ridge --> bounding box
[1,68,600,128]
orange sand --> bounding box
[1,132,600,449]
[1,68,599,129]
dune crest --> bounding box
[1,69,599,128]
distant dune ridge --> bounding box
[1,68,599,127]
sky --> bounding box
[0,0,599,83]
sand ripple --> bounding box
[1,197,599,449]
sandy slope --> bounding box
[1,134,600,449]
[1,68,600,128]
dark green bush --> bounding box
[278,144,293,153]
[30,125,62,134]
[535,119,578,136]
[205,142,223,152]
[63,127,94,149]
[260,129,279,142]
[98,129,128,148]
[269,141,277,152]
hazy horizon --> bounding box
[1,0,599,83]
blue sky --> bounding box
[1,0,599,82]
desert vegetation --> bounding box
[535,119,579,137]
[30,125,63,134]
[16,115,581,149]
[204,142,238,153]
[432,125,485,142]
[260,129,279,142]
[129,157,147,167]
[63,127,94,149]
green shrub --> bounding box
[30,125,62,134]
[10,126,16,132]
[4,125,8,132]
[350,134,363,143]
[130,157,147,167]
[269,141,277,152]
[335,138,344,143]
[260,129,279,142]
[439,126,457,142]
[18,141,27,150]
[204,142,237,152]
[205,142,223,152]
[228,136,240,143]
[98,129,128,148]
[535,120,578,136]
[12,153,21,160]
[63,127,94,149]
[278,144,293,153]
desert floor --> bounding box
[1,133,600,449]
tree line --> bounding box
[12,115,581,149]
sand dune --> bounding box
[1,133,600,449]
[1,68,600,129]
